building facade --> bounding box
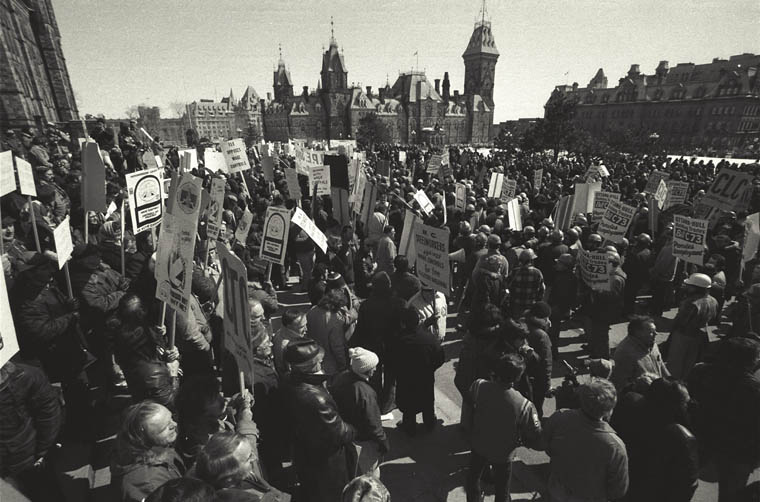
[0,0,79,130]
[551,53,760,152]
[185,86,264,143]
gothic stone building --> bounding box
[552,53,760,152]
[186,86,263,142]
[262,20,499,145]
[0,0,78,130]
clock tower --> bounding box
[462,19,499,107]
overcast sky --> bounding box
[54,0,759,123]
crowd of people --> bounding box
[0,120,759,502]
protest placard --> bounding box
[500,178,517,202]
[15,157,36,196]
[591,191,621,223]
[294,146,323,176]
[204,150,227,173]
[259,206,290,265]
[673,215,708,265]
[414,222,450,295]
[427,154,443,174]
[218,244,254,379]
[261,156,275,181]
[454,183,467,211]
[533,169,543,191]
[205,177,226,241]
[644,170,669,194]
[359,182,377,227]
[702,167,754,212]
[488,173,504,199]
[284,168,302,201]
[292,206,327,253]
[744,213,760,264]
[578,250,612,291]
[554,195,575,230]
[221,139,251,173]
[0,151,14,197]
[331,187,351,227]
[53,216,73,269]
[376,159,390,178]
[172,173,203,224]
[235,208,254,244]
[399,210,419,264]
[654,179,668,210]
[598,199,636,243]
[398,151,406,163]
[665,181,689,208]
[0,263,19,368]
[584,165,601,181]
[155,212,196,315]
[82,141,106,212]
[309,165,331,196]
[414,190,435,216]
[177,149,198,171]
[125,169,163,235]
[440,162,453,179]
[506,198,522,230]
[573,181,602,214]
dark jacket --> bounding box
[351,291,405,358]
[454,326,500,400]
[392,328,445,414]
[330,370,389,453]
[0,362,62,476]
[637,423,699,502]
[527,326,553,395]
[122,359,178,409]
[111,445,185,502]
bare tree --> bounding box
[125,105,140,119]
[168,101,187,118]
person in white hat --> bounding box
[330,347,388,477]
[666,273,719,379]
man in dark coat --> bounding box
[393,306,445,436]
[280,338,357,502]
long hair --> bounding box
[195,432,252,489]
[116,401,165,464]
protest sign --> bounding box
[292,206,327,253]
[440,162,453,179]
[554,195,575,230]
[702,167,754,212]
[221,139,251,173]
[599,165,610,177]
[348,157,360,194]
[204,150,227,173]
[172,173,203,224]
[359,182,377,227]
[261,156,275,182]
[427,154,443,174]
[0,264,19,368]
[506,198,522,231]
[665,181,689,208]
[487,173,504,199]
[592,191,621,223]
[53,216,73,269]
[284,168,302,201]
[177,149,198,171]
[500,178,517,202]
[81,141,106,212]
[598,200,636,243]
[331,187,351,227]
[142,151,159,170]
[309,165,331,196]
[398,151,406,163]
[235,208,254,244]
[16,157,35,196]
[414,190,435,216]
[673,215,708,265]
[260,206,290,265]
[294,146,324,176]
[399,211,419,264]
[0,151,14,197]
[578,250,612,291]
[744,213,760,264]
[206,177,226,240]
[414,222,450,295]
[644,170,669,194]
[584,165,601,181]
[155,212,196,315]
[654,179,668,210]
[125,169,163,235]
[218,244,254,378]
[376,159,390,178]
[454,183,467,211]
[573,181,602,215]
[324,154,349,190]
[533,169,543,191]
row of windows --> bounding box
[743,106,760,116]
[711,106,737,115]
[738,120,760,132]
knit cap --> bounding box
[349,347,379,375]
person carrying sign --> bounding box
[587,251,626,359]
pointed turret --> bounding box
[273,46,293,102]
[462,20,499,105]
[320,17,348,92]
[588,68,608,89]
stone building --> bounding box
[551,53,760,152]
[0,0,78,130]
[185,86,264,143]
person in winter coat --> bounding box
[469,253,509,320]
[547,253,577,358]
[280,338,357,502]
[588,251,626,359]
[466,353,543,502]
[525,302,553,419]
[330,347,389,477]
[111,401,185,502]
[393,306,445,436]
[306,280,356,379]
[273,309,308,375]
[610,316,669,391]
[0,361,64,500]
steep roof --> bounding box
[462,21,499,59]
[390,72,443,103]
[275,59,292,86]
[321,41,347,74]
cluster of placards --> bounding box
[598,200,636,243]
[672,215,708,265]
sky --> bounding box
[53,0,759,123]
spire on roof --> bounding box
[329,16,337,48]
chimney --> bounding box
[303,86,309,96]
[379,88,386,102]
[366,86,372,98]
[628,64,641,76]
[453,90,459,99]
[572,82,578,91]
[655,60,669,77]
[434,79,441,93]
[442,72,451,100]
[267,92,272,101]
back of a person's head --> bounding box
[493,353,526,386]
[342,475,391,502]
[717,337,760,374]
[176,374,224,428]
[195,432,248,489]
[281,308,303,327]
[145,477,215,502]
[578,379,617,420]
[393,255,409,273]
[645,377,690,425]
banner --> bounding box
[673,215,708,266]
[598,200,636,243]
[284,168,302,200]
[454,183,467,211]
[292,206,327,253]
[702,167,754,212]
[52,216,73,269]
[309,165,331,196]
[260,206,290,265]
[533,169,543,191]
[644,170,669,194]
[665,181,689,208]
[221,139,251,173]
[414,222,450,295]
[487,173,504,199]
[500,178,517,203]
[206,177,226,240]
[654,179,668,210]
[399,210,419,264]
[573,181,602,215]
[579,250,612,291]
[591,191,621,223]
[506,198,522,230]
[16,157,35,196]
[81,141,106,212]
[235,208,254,244]
[0,151,14,196]
[743,213,760,263]
[414,190,435,216]
[554,195,575,230]
[0,262,19,368]
[125,168,163,235]
[218,244,254,377]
